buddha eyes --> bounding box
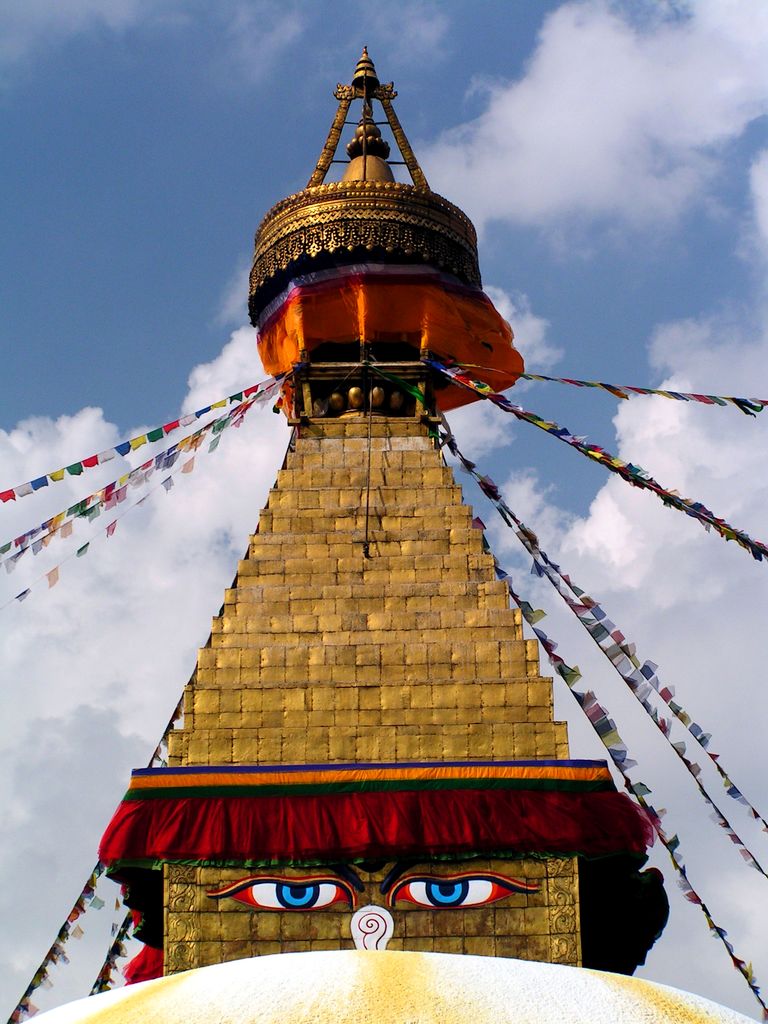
[207,876,356,911]
[388,872,539,909]
[207,871,538,912]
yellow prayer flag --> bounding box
[130,435,147,451]
[50,469,65,482]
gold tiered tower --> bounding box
[100,50,665,984]
[164,416,578,968]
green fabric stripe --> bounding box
[122,777,613,801]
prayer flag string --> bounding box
[429,359,768,563]
[441,423,768,878]
[89,912,133,995]
[453,362,766,416]
[0,375,282,505]
[1,389,262,613]
[6,692,185,1021]
[1,382,279,573]
[7,866,105,1023]
[7,438,289,1016]
[487,550,768,1018]
[518,371,767,416]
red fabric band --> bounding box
[100,787,652,867]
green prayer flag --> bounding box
[370,367,425,404]
[147,428,163,443]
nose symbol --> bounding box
[350,905,394,950]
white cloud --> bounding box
[219,2,306,85]
[184,324,260,408]
[421,0,768,234]
[0,0,307,81]
[749,149,768,259]
[0,0,184,66]
[364,1,450,64]
[0,328,290,1015]
[485,286,562,370]
[447,287,561,458]
[215,258,252,329]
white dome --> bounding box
[35,951,752,1024]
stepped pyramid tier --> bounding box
[248,48,524,413]
[99,51,667,988]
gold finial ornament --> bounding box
[351,46,379,91]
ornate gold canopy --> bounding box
[249,49,481,325]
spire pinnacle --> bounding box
[351,46,379,91]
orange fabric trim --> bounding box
[127,763,612,793]
[257,276,523,411]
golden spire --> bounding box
[306,47,428,190]
[351,46,379,91]
[249,50,480,329]
[342,55,393,185]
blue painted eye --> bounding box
[207,875,355,911]
[276,883,319,908]
[389,872,539,909]
[424,880,469,906]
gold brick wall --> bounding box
[168,419,568,767]
[164,857,580,973]
[163,417,578,968]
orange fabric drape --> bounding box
[256,269,524,410]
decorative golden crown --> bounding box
[249,49,481,325]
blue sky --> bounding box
[2,1,768,1019]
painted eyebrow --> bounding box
[380,862,414,895]
[330,864,364,892]
[207,869,362,900]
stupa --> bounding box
[97,49,668,986]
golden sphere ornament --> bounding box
[348,387,364,409]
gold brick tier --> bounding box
[168,418,569,768]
